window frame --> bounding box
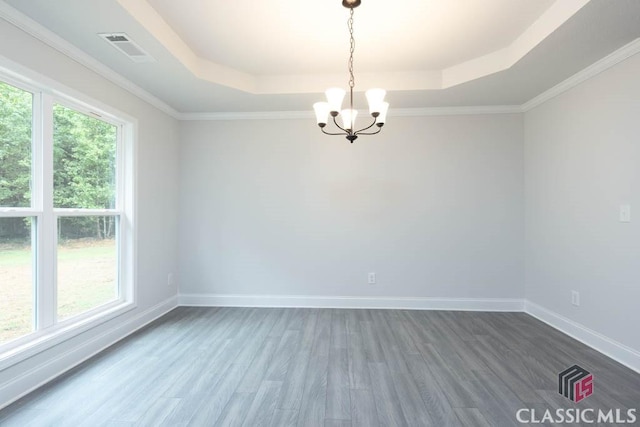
[0,58,137,370]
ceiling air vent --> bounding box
[98,33,155,63]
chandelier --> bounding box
[313,0,388,143]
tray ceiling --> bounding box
[2,0,640,113]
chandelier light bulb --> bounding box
[313,102,331,126]
[341,109,358,130]
[325,88,346,114]
[365,88,386,115]
[376,102,389,125]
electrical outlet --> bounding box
[167,273,174,287]
[571,290,580,307]
[368,272,376,284]
[619,204,631,223]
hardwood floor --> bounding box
[1,307,639,426]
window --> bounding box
[0,68,135,359]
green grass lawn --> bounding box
[0,239,117,345]
[0,247,32,267]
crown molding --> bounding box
[178,110,314,121]
[522,37,640,112]
[391,105,523,117]
[178,105,523,121]
[0,2,181,119]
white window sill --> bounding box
[0,301,135,372]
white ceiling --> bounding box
[2,0,640,113]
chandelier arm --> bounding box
[356,126,383,136]
[332,114,350,134]
[353,117,378,135]
[321,127,348,136]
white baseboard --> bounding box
[0,296,178,411]
[178,293,525,311]
[524,301,640,374]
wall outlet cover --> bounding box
[619,204,631,223]
[571,290,580,306]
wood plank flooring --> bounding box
[1,307,639,426]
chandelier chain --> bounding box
[348,8,355,90]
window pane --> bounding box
[0,217,34,345]
[53,105,116,209]
[57,216,118,321]
[0,81,33,208]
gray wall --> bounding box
[524,53,640,351]
[179,114,524,299]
